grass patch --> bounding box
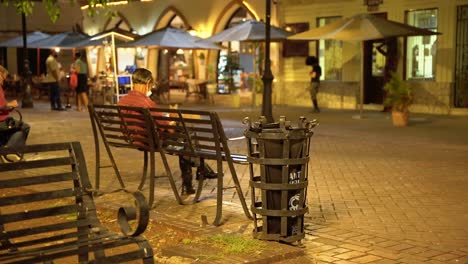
[208,234,264,254]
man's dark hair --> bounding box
[132,68,153,85]
[306,56,318,66]
[75,52,81,58]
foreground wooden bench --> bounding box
[0,142,154,263]
[89,104,252,226]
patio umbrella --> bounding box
[28,31,89,49]
[119,27,221,50]
[0,31,51,76]
[289,13,441,118]
[199,20,294,106]
[201,20,293,43]
[0,31,50,47]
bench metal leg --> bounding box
[227,160,252,221]
[137,151,149,191]
[157,151,201,206]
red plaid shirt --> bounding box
[0,85,10,122]
[117,90,168,146]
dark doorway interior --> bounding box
[363,13,398,105]
[455,5,468,108]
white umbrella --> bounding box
[289,13,440,118]
[119,27,221,50]
[200,20,293,105]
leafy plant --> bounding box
[206,63,217,84]
[383,72,413,112]
[2,0,111,23]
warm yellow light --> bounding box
[136,47,142,53]
[176,49,184,55]
[188,28,197,36]
[81,0,153,10]
[54,48,60,53]
[242,1,260,20]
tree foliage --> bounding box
[1,0,112,22]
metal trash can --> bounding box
[244,116,318,244]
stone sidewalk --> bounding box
[14,97,468,263]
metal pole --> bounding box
[261,0,274,123]
[21,12,33,108]
[111,33,119,103]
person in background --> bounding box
[74,52,89,112]
[118,68,215,195]
[44,49,64,111]
[306,56,322,113]
[0,65,30,162]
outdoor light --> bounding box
[54,47,60,53]
[163,49,168,54]
[176,49,184,55]
[188,27,197,36]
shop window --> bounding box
[405,9,438,80]
[317,17,342,80]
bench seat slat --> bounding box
[0,231,79,251]
[1,233,148,263]
[5,219,92,240]
[0,157,73,172]
[0,172,74,189]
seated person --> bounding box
[118,68,215,195]
[0,65,31,162]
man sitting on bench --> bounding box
[0,65,30,162]
[118,68,215,195]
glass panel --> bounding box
[317,16,342,80]
[406,9,438,80]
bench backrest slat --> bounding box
[90,105,157,152]
[0,142,94,255]
[1,204,78,224]
[0,189,76,206]
[0,142,155,263]
[0,172,73,188]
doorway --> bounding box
[363,13,398,105]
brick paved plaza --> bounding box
[17,96,468,263]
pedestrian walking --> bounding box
[306,56,322,113]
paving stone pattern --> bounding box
[17,98,468,263]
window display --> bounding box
[406,9,438,80]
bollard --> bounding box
[244,116,318,243]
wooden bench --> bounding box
[89,104,252,226]
[0,142,154,263]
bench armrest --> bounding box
[117,191,150,237]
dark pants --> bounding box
[179,156,193,188]
[47,82,62,109]
[0,119,30,149]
